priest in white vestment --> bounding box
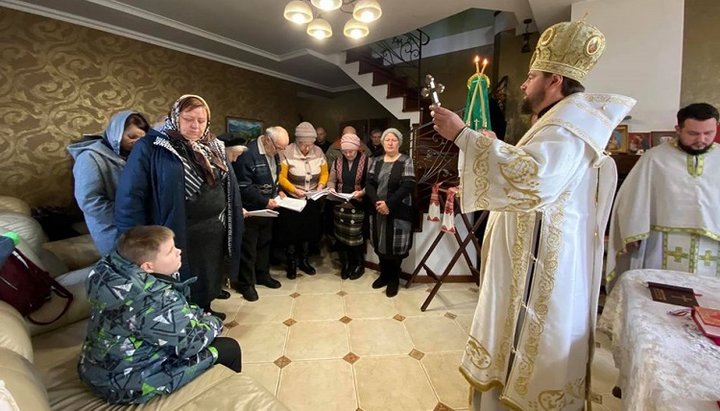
[431,20,635,411]
[606,103,720,288]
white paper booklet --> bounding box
[327,191,354,202]
[245,209,279,218]
[304,189,330,201]
[273,196,307,212]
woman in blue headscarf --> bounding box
[114,95,244,320]
[68,111,149,255]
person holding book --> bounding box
[606,103,720,289]
[327,133,369,280]
[78,225,241,404]
[231,126,289,301]
[277,122,328,279]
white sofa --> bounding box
[0,196,288,410]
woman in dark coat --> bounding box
[365,128,416,297]
[115,95,244,320]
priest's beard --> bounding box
[520,88,546,115]
[678,140,713,156]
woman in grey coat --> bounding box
[67,111,149,255]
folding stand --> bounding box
[406,188,488,311]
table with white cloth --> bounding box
[598,269,720,410]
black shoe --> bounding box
[339,250,350,279]
[612,386,622,399]
[349,247,365,280]
[240,286,259,302]
[217,290,231,300]
[372,275,388,289]
[298,259,316,275]
[206,308,227,321]
[257,277,282,289]
[298,242,316,275]
[386,281,399,298]
[349,265,364,280]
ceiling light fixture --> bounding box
[283,0,382,40]
[284,1,314,24]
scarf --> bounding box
[162,96,227,187]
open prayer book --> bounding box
[273,196,306,212]
[304,189,329,201]
[327,191,354,202]
[245,209,279,218]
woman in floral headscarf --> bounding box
[115,95,244,320]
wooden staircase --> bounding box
[343,46,422,124]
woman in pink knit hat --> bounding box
[327,133,369,280]
[277,122,328,279]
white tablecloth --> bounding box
[598,269,720,411]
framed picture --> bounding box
[651,131,676,147]
[628,132,651,154]
[607,125,628,153]
[225,117,263,141]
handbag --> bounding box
[0,244,74,325]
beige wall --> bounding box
[681,0,720,108]
[0,8,395,208]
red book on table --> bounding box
[691,306,720,345]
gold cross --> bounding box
[666,246,689,263]
[700,250,718,266]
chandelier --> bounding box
[283,0,382,40]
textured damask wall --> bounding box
[0,8,303,208]
[681,0,720,108]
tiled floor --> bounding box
[212,251,622,411]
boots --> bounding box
[286,245,297,279]
[297,242,316,275]
[349,246,365,280]
[339,247,351,279]
[372,259,389,289]
[385,259,400,298]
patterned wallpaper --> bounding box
[0,7,302,208]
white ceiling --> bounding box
[2,0,579,92]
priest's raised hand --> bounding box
[431,105,497,143]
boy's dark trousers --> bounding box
[212,337,242,372]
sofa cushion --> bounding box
[33,320,289,410]
[0,348,50,411]
[43,234,100,271]
[0,302,33,362]
[0,212,47,257]
[0,197,31,216]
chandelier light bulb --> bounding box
[343,18,369,39]
[353,0,382,23]
[307,18,332,39]
[283,1,313,24]
[311,0,342,11]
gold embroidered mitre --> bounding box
[529,19,605,83]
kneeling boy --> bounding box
[78,225,241,404]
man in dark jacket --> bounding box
[231,126,289,301]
